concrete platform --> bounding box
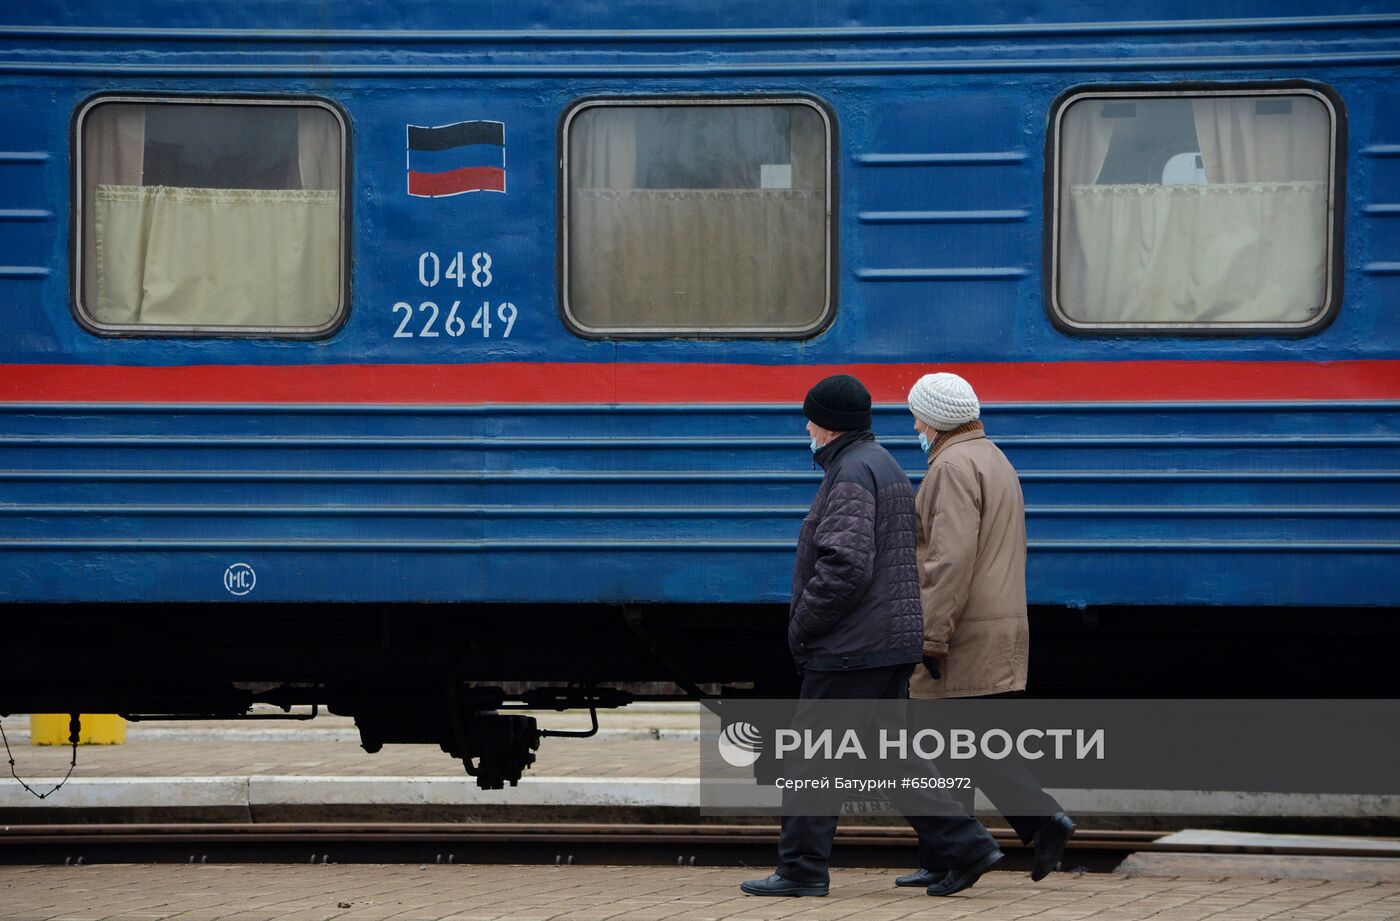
[3,864,1400,921]
[4,708,1399,826]
[0,709,703,823]
[1118,852,1400,883]
[2,705,702,746]
[0,737,699,780]
[1155,829,1400,855]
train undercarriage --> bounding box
[4,603,1397,788]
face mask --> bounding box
[810,437,823,454]
[918,431,931,454]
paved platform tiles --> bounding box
[4,864,1400,921]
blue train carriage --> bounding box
[1,2,1398,785]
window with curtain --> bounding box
[76,98,346,335]
[562,99,832,336]
[1052,89,1338,331]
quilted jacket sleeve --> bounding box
[918,460,981,656]
[789,480,877,649]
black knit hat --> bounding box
[803,374,872,432]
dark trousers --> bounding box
[949,752,1063,844]
[944,692,1064,845]
[776,664,999,884]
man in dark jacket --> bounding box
[740,374,1004,899]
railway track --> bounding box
[7,823,1392,871]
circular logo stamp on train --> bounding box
[717,721,764,768]
[223,563,256,596]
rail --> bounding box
[5,823,1394,871]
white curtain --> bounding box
[1061,182,1326,323]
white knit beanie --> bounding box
[908,373,980,431]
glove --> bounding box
[921,656,942,680]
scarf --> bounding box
[928,419,985,463]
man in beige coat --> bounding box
[897,372,1076,885]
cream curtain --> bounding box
[1059,100,1117,186]
[81,105,146,309]
[1058,95,1331,324]
[83,102,342,328]
[567,104,827,329]
[93,185,341,327]
[1060,182,1327,323]
[569,189,825,329]
[1191,98,1329,184]
[297,108,342,190]
[573,108,638,189]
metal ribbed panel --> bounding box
[0,401,1395,605]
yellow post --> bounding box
[30,714,126,745]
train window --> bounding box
[74,97,347,336]
[1049,86,1341,333]
[561,98,833,337]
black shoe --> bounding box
[926,848,1003,897]
[1030,812,1076,881]
[895,868,944,887]
[740,874,829,897]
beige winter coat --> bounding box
[909,423,1029,699]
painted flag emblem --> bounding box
[406,120,506,198]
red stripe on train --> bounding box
[0,361,1397,404]
[407,166,505,196]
